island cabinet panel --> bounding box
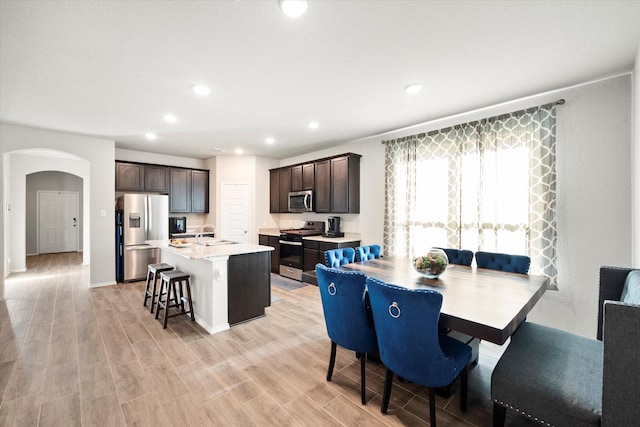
[314,160,331,213]
[278,167,292,213]
[170,168,192,213]
[269,170,280,213]
[116,162,144,191]
[144,165,169,193]
[259,234,280,273]
[191,170,209,213]
[227,252,271,325]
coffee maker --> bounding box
[325,216,344,237]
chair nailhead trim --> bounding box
[494,399,554,427]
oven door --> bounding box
[279,240,303,270]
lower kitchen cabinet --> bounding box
[303,239,360,272]
[259,234,280,273]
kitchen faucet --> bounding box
[195,224,216,245]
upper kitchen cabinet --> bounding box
[144,164,169,193]
[191,169,209,213]
[315,153,360,213]
[291,163,315,191]
[269,170,280,213]
[170,167,210,213]
[170,168,191,213]
[278,167,292,213]
[330,154,360,213]
[115,162,144,191]
[269,153,360,214]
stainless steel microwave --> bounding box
[288,190,314,212]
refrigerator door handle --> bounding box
[145,197,149,238]
[125,245,153,251]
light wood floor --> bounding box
[0,253,536,426]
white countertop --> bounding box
[147,239,273,260]
[302,233,361,243]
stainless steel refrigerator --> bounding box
[116,194,169,282]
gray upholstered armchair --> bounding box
[491,266,640,426]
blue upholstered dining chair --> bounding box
[324,247,356,268]
[366,277,472,426]
[355,244,382,262]
[436,248,473,266]
[315,264,378,405]
[475,251,530,274]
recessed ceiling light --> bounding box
[279,0,308,18]
[192,84,211,96]
[265,137,275,144]
[145,133,157,141]
[235,148,244,155]
[211,148,225,153]
[163,114,177,123]
[307,121,319,129]
[404,84,423,94]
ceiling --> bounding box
[1,1,639,160]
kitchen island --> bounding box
[146,239,274,334]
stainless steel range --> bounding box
[279,221,325,281]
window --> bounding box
[383,103,558,287]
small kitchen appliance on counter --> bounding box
[324,216,344,238]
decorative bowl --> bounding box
[413,248,449,279]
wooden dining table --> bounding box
[336,256,549,345]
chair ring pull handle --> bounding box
[328,282,337,296]
[388,302,401,318]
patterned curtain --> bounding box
[383,103,558,287]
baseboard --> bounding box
[89,281,116,288]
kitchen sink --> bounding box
[199,239,238,246]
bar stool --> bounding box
[155,270,195,329]
[143,263,174,313]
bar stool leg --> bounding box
[143,268,153,307]
[163,279,172,329]
[185,278,195,322]
[155,277,166,320]
[178,279,185,313]
[149,271,160,313]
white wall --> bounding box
[633,44,640,267]
[1,124,115,296]
[115,148,206,169]
[279,74,633,339]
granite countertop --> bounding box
[147,239,274,260]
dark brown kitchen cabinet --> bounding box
[259,234,280,273]
[302,163,315,190]
[291,165,303,191]
[330,155,360,213]
[314,159,331,213]
[144,165,168,193]
[170,168,191,213]
[269,170,280,213]
[115,162,144,191]
[269,153,360,214]
[278,167,292,213]
[303,239,360,273]
[191,170,209,213]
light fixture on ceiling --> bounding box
[163,114,177,123]
[192,84,211,96]
[307,121,319,129]
[279,0,308,18]
[404,83,423,94]
[235,148,244,155]
[145,133,157,141]
[265,137,275,144]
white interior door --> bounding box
[38,191,79,254]
[220,184,250,243]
